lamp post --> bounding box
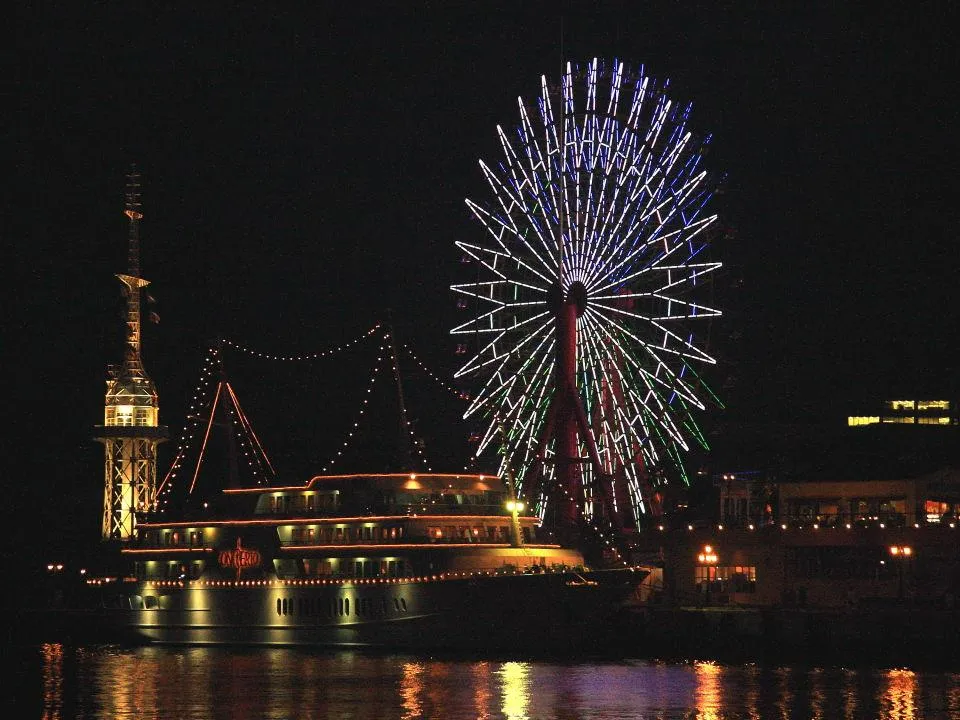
[506,500,525,548]
[889,545,913,600]
[697,544,719,605]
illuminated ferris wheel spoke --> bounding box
[580,311,695,417]
[580,318,688,453]
[453,59,721,528]
[463,328,554,423]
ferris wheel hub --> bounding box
[547,281,588,318]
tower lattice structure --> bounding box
[96,166,168,540]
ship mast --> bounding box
[96,165,168,541]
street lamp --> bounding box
[696,545,719,606]
[506,500,525,547]
[889,545,913,600]
[697,545,719,564]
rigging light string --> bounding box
[385,328,433,472]
[400,342,482,472]
[320,340,387,473]
[158,323,382,507]
[222,323,381,361]
[401,343,469,401]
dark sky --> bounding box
[7,3,959,561]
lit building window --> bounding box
[917,400,950,411]
[847,416,880,427]
[694,565,757,593]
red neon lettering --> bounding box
[219,538,261,580]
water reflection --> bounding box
[693,661,721,720]
[472,661,492,720]
[841,668,859,720]
[40,642,63,720]
[808,667,826,720]
[883,669,917,720]
[21,645,960,719]
[399,661,424,719]
[773,666,793,720]
[742,664,760,720]
[499,661,531,719]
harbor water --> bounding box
[12,642,960,719]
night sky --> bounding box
[7,3,959,568]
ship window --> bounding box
[337,598,344,616]
[277,599,282,616]
[400,598,407,611]
[394,598,401,611]
[344,598,350,616]
[335,528,344,543]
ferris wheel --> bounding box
[452,59,721,530]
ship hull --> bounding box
[111,568,645,651]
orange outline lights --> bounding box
[697,545,718,564]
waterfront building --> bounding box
[847,399,957,427]
[654,467,960,609]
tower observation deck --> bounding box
[95,166,168,541]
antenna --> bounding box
[117,164,150,377]
[124,164,143,276]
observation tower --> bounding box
[96,166,168,540]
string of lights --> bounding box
[386,333,432,472]
[320,343,387,474]
[157,345,222,508]
[400,343,469,402]
[158,324,384,507]
[222,323,381,361]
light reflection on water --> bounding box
[23,643,960,719]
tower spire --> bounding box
[96,165,168,541]
[117,164,149,378]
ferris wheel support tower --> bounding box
[95,166,168,541]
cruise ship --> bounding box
[75,170,645,650]
[101,471,646,649]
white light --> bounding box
[452,60,721,528]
